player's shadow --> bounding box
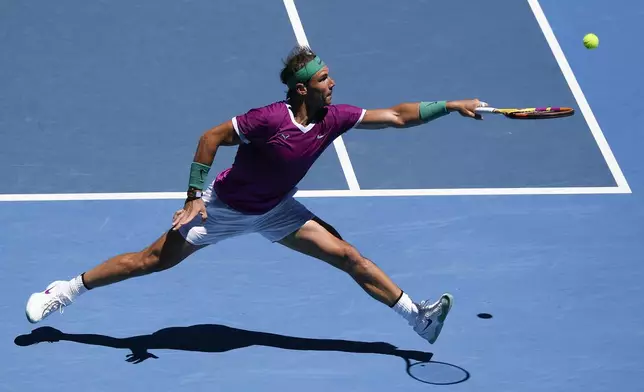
[14,324,469,384]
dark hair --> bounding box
[279,46,317,88]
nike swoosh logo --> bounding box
[317,134,325,139]
[45,286,56,294]
[421,319,433,332]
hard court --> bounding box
[1,0,643,391]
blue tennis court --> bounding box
[2,0,643,390]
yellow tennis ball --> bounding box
[583,33,599,49]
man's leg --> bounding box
[280,218,401,306]
[277,217,453,344]
[26,228,204,323]
[83,229,204,289]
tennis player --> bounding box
[25,46,484,345]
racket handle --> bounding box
[474,106,495,114]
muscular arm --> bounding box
[355,99,482,130]
[172,120,241,229]
[192,119,241,166]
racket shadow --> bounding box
[15,324,438,368]
[404,358,470,385]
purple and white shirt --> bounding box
[213,100,366,214]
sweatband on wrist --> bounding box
[286,56,326,89]
[188,162,211,190]
[419,101,449,122]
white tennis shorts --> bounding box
[178,184,314,246]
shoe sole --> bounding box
[25,293,42,324]
[438,293,453,323]
[428,293,453,344]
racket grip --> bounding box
[474,107,495,113]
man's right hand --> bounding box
[172,198,207,231]
[446,99,486,120]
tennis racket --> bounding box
[475,104,574,119]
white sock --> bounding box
[67,274,88,300]
[392,292,419,326]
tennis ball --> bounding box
[583,33,599,49]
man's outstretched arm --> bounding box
[355,99,484,129]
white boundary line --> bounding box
[282,0,361,191]
[0,186,630,202]
[528,0,631,193]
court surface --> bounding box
[2,0,643,391]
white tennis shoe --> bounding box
[25,281,73,324]
[413,293,453,344]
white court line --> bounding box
[0,187,630,202]
[528,0,631,193]
[282,0,361,191]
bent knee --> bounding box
[126,249,165,275]
[336,244,371,275]
[141,248,166,273]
